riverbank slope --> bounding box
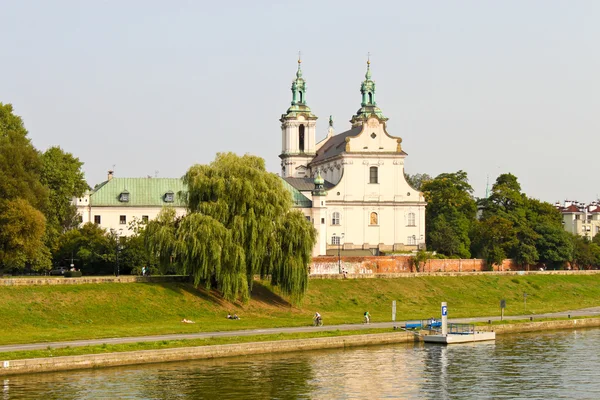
[1,274,599,345]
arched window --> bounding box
[370,212,378,225]
[369,166,378,184]
[331,212,340,225]
[408,212,416,226]
[299,91,303,103]
[368,92,373,103]
[299,125,305,152]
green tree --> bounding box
[0,103,49,271]
[477,173,539,267]
[526,199,572,269]
[119,219,159,275]
[146,153,316,302]
[570,235,595,269]
[0,103,48,210]
[472,216,515,268]
[410,249,431,272]
[404,172,432,191]
[421,171,476,258]
[0,198,49,271]
[40,146,89,252]
[54,223,114,275]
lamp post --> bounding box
[112,228,123,277]
[338,233,344,274]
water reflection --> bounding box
[4,329,600,399]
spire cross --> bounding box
[367,52,371,64]
[298,50,302,63]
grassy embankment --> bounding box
[1,274,599,347]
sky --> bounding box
[2,0,598,203]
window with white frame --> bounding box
[332,236,341,245]
[331,212,340,225]
[407,212,416,226]
[407,235,416,245]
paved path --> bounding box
[2,307,600,354]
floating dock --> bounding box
[421,302,496,345]
[423,324,496,344]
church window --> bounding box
[407,212,416,227]
[368,92,373,103]
[299,125,305,152]
[332,212,340,225]
[369,166,378,184]
[94,215,101,224]
[407,235,416,245]
[120,215,127,225]
[321,217,325,224]
[299,91,303,103]
[370,212,378,225]
[332,236,341,245]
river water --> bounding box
[3,328,600,399]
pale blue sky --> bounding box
[2,0,598,202]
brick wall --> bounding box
[310,256,518,275]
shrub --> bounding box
[64,271,82,278]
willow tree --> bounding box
[146,153,316,302]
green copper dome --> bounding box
[281,58,317,121]
[314,171,324,185]
[312,170,327,196]
[350,60,387,126]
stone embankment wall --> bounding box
[0,332,416,376]
[0,276,189,287]
[311,256,518,275]
[2,318,600,376]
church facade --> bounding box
[280,60,427,256]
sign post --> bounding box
[441,302,448,335]
[500,299,506,321]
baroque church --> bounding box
[280,59,427,256]
[74,59,426,259]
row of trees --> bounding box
[1,102,316,301]
[406,171,600,269]
[0,103,88,271]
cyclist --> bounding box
[313,312,322,326]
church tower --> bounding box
[350,59,388,127]
[280,57,318,178]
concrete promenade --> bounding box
[1,306,599,354]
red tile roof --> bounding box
[561,205,582,213]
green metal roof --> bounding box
[90,176,312,209]
[280,178,312,208]
[90,178,186,207]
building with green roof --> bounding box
[75,171,313,236]
[75,172,188,235]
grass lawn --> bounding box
[0,274,599,346]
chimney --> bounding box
[108,170,114,181]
